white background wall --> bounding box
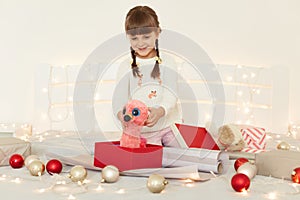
[0,0,299,130]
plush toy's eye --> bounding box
[132,108,140,116]
[122,107,126,115]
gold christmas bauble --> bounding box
[25,155,40,169]
[28,160,45,176]
[101,165,119,183]
[277,141,290,150]
[147,174,168,193]
[69,165,87,182]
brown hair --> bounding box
[125,6,161,80]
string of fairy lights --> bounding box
[0,63,286,138]
[0,62,296,143]
[43,63,272,131]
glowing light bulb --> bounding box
[38,188,46,193]
[83,179,90,184]
[183,178,195,187]
[11,178,21,184]
[276,135,281,139]
[244,107,250,114]
[68,195,76,200]
[116,188,125,194]
[226,76,233,82]
[96,185,104,191]
[41,113,48,120]
[265,192,277,200]
[0,174,7,181]
[205,114,211,120]
[94,93,100,100]
[39,136,44,142]
[42,88,48,93]
[242,74,248,79]
[240,189,248,195]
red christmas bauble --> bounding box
[234,157,249,171]
[291,167,300,184]
[46,159,63,175]
[9,154,24,169]
[231,173,251,192]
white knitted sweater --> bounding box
[113,52,182,133]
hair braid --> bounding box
[130,47,141,78]
[151,39,161,79]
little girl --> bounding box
[114,5,182,147]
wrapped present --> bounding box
[170,123,219,150]
[94,141,163,171]
[0,137,31,166]
[241,127,266,153]
[255,150,300,179]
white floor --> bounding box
[1,131,300,200]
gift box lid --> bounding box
[171,123,220,150]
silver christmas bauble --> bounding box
[101,165,119,183]
[147,174,168,193]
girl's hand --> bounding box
[145,107,165,127]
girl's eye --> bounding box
[130,37,137,41]
[132,108,140,116]
[144,35,150,39]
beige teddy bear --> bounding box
[217,124,246,151]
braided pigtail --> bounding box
[151,39,161,80]
[130,47,141,78]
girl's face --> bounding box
[127,31,159,58]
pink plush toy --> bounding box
[120,100,149,148]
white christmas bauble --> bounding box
[101,165,119,183]
[69,165,87,182]
[147,174,168,193]
[237,162,257,179]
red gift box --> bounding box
[94,141,163,171]
[171,123,220,150]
